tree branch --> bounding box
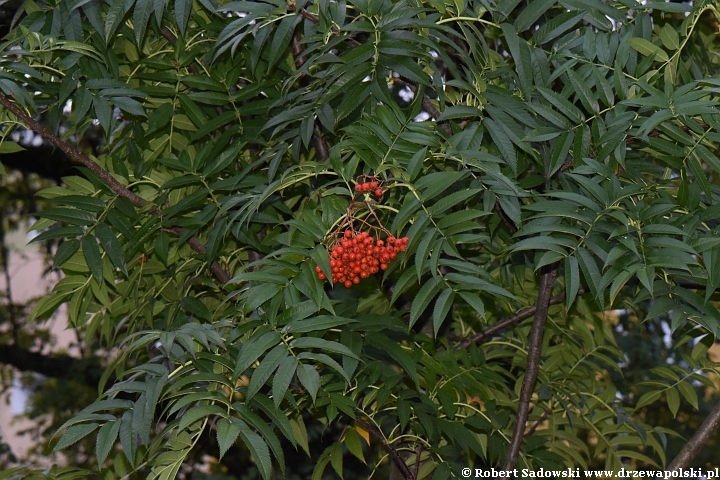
[525,408,551,437]
[0,92,231,285]
[0,93,146,208]
[668,398,720,470]
[0,343,104,388]
[453,288,582,350]
[355,418,413,480]
[502,267,557,471]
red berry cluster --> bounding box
[315,230,409,288]
[355,179,383,198]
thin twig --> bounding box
[412,445,422,480]
[668,399,720,470]
[453,288,583,350]
[0,93,231,284]
[355,418,413,480]
[502,267,557,471]
[525,408,551,437]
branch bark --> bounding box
[668,399,720,470]
[355,418,413,480]
[0,343,104,388]
[0,92,231,285]
[501,267,557,471]
[0,94,146,208]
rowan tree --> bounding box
[2,0,720,478]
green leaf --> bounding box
[95,223,127,275]
[666,387,680,418]
[55,423,100,451]
[296,363,320,402]
[565,256,580,308]
[0,142,24,154]
[365,332,419,386]
[81,236,103,284]
[267,15,298,67]
[95,420,121,466]
[290,337,359,359]
[54,239,81,269]
[284,315,356,334]
[216,418,241,460]
[626,38,669,63]
[458,291,485,318]
[178,405,226,431]
[175,0,192,36]
[659,24,680,51]
[432,288,454,336]
[234,331,281,377]
[235,418,273,480]
[247,344,288,401]
[41,207,97,226]
[181,297,212,321]
[344,428,366,464]
[409,276,441,329]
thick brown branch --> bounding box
[668,399,720,470]
[356,418,413,480]
[502,268,557,471]
[0,93,231,285]
[0,343,103,388]
[0,93,146,208]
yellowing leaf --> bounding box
[353,422,370,446]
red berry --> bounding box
[370,181,378,189]
[315,265,322,273]
[353,276,360,284]
[375,188,383,197]
[402,237,409,244]
[344,229,352,239]
[380,263,388,270]
[344,280,353,288]
[318,272,326,280]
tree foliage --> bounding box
[2,0,720,478]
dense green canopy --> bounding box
[2,0,720,478]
